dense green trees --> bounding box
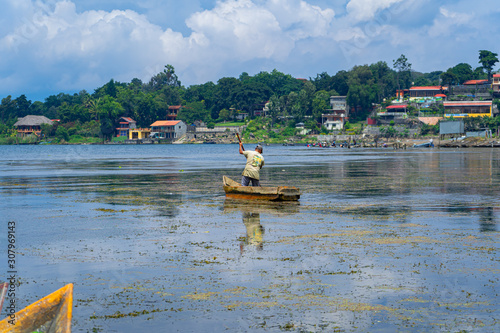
[441,70,458,88]
[393,54,412,92]
[177,101,210,124]
[478,50,499,81]
[347,65,378,121]
[449,63,473,84]
[441,59,489,85]
[1,49,499,141]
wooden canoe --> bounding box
[0,283,73,333]
[223,176,300,201]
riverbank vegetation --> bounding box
[1,50,499,144]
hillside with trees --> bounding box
[0,50,499,144]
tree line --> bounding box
[0,50,498,139]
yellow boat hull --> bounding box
[0,283,73,333]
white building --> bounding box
[322,96,349,130]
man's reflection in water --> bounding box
[479,207,497,232]
[240,212,264,253]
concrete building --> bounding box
[128,128,151,140]
[322,96,349,131]
[492,74,500,93]
[150,120,187,141]
[443,101,492,118]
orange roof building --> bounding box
[150,120,187,141]
[167,105,182,120]
[443,101,492,118]
[463,79,489,85]
[409,86,447,99]
[150,120,181,127]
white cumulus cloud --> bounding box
[346,0,403,22]
[428,7,473,37]
[0,0,498,100]
[0,0,337,97]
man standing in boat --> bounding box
[239,142,264,186]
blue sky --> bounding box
[1,0,499,101]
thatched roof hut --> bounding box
[14,115,53,127]
[14,115,54,138]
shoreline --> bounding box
[3,136,500,148]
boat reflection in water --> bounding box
[223,199,300,254]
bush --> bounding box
[282,127,296,137]
[0,136,17,144]
[68,135,84,143]
[20,134,39,144]
[68,127,78,136]
[420,123,438,135]
[56,126,70,141]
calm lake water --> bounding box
[0,144,499,332]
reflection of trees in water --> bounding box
[336,205,412,223]
[296,161,418,199]
[293,151,500,199]
[45,173,184,218]
[445,204,498,232]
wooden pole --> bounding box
[236,133,244,151]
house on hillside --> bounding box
[492,74,500,94]
[378,104,408,120]
[14,115,53,138]
[443,101,492,118]
[116,117,136,137]
[150,120,187,141]
[167,105,182,120]
[322,96,349,130]
[253,102,269,117]
[409,86,448,100]
[453,80,492,97]
[234,112,248,121]
[295,122,310,135]
[396,89,409,101]
[463,79,489,86]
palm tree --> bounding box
[85,98,101,121]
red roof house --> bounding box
[116,117,136,137]
[167,105,182,120]
[463,79,489,85]
[409,86,447,98]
